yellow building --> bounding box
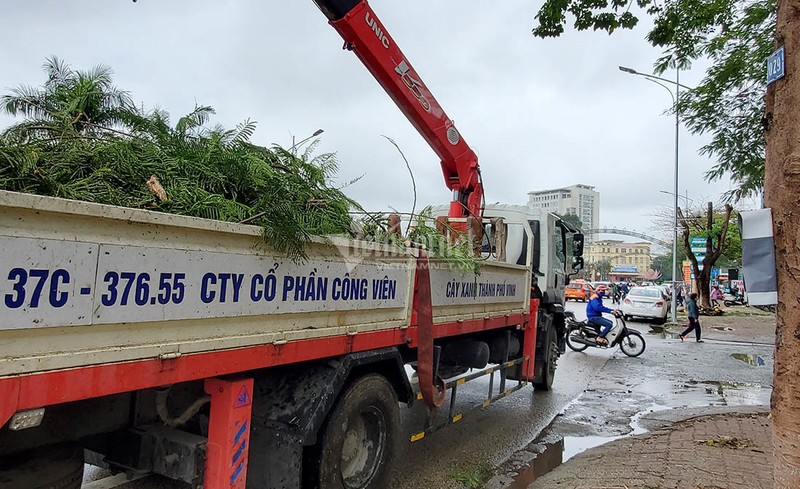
[586,240,652,281]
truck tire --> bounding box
[533,326,558,391]
[0,443,83,489]
[315,374,399,489]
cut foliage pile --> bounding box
[0,57,356,261]
[0,58,481,271]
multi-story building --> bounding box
[526,184,599,232]
[586,240,652,281]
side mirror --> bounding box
[572,256,584,272]
[572,233,585,256]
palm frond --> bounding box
[43,56,75,87]
[232,119,257,144]
[176,105,215,134]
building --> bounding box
[586,240,652,282]
[527,184,599,232]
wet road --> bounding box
[390,301,611,489]
[492,304,775,487]
[84,301,609,489]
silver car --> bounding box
[621,286,670,324]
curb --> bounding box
[636,404,770,432]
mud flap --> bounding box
[204,377,254,489]
[533,310,554,384]
[246,426,303,489]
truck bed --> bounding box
[0,191,529,378]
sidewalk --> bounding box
[669,312,776,345]
[529,408,772,489]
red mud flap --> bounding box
[415,251,446,409]
[521,299,540,381]
[204,377,253,489]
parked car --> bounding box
[654,284,671,301]
[621,286,670,324]
[566,282,594,302]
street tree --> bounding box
[715,211,743,268]
[652,204,741,278]
[533,0,773,200]
[651,253,674,281]
[676,202,734,308]
[764,0,800,484]
[593,259,613,280]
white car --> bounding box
[655,285,671,301]
[621,286,670,324]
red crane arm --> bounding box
[313,0,483,219]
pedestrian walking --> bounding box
[679,292,703,342]
[619,282,629,300]
[611,282,620,305]
[710,285,723,308]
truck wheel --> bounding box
[533,327,558,391]
[0,443,84,489]
[316,375,399,489]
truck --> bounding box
[0,2,583,488]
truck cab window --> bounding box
[553,225,566,269]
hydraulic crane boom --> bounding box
[313,0,484,220]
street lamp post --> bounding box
[659,189,693,211]
[619,66,691,324]
[290,128,324,154]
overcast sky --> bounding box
[1,1,758,250]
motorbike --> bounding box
[564,310,646,357]
[723,294,747,307]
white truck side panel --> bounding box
[1,237,99,328]
[0,191,415,376]
[428,264,529,323]
[0,190,529,377]
[0,239,409,329]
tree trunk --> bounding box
[696,271,711,308]
[697,202,715,308]
[766,0,800,485]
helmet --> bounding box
[595,285,608,296]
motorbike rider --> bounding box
[586,285,619,345]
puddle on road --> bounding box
[561,403,653,461]
[503,380,770,488]
[731,353,767,366]
[719,381,771,405]
[503,435,564,489]
[503,404,659,487]
[562,434,622,461]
